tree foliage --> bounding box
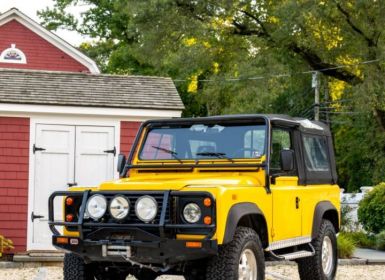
[358,183,385,234]
[38,0,385,191]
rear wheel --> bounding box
[297,220,338,280]
[206,227,265,280]
[63,253,93,280]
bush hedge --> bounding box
[358,183,385,234]
[337,234,356,258]
[376,231,385,251]
[340,231,376,249]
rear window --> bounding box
[303,135,330,172]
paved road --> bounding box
[353,248,385,262]
[1,264,385,280]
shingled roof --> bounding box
[0,68,184,110]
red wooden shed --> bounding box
[0,8,184,253]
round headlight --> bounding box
[135,196,158,223]
[109,196,130,220]
[183,203,201,223]
[86,194,107,220]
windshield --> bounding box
[139,122,266,161]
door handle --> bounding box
[103,147,116,156]
[31,211,44,222]
[67,182,78,187]
[296,197,300,209]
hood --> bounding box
[96,172,264,191]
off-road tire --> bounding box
[206,226,265,280]
[63,253,93,280]
[297,219,338,280]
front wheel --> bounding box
[206,227,265,280]
[297,219,338,280]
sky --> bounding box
[0,0,86,46]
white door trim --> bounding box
[27,115,121,251]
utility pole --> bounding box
[324,82,330,125]
[312,71,320,121]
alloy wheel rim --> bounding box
[238,248,257,280]
[321,236,334,276]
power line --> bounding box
[320,98,353,105]
[173,58,383,83]
[319,111,363,115]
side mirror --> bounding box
[117,154,126,175]
[280,149,295,171]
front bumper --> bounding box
[48,190,217,265]
[53,234,217,264]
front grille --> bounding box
[83,192,170,225]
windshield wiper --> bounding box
[151,146,183,163]
[196,152,234,163]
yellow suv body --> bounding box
[49,114,340,280]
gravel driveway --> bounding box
[1,265,385,280]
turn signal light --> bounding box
[203,198,212,207]
[204,216,212,225]
[66,214,74,222]
[65,197,74,206]
[56,237,69,244]
[186,241,202,248]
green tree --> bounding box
[38,0,385,190]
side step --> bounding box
[277,250,314,260]
[269,244,315,261]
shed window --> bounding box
[303,135,330,172]
[0,44,27,64]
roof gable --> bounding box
[0,8,99,73]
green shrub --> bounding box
[358,183,385,234]
[340,231,376,248]
[340,204,354,231]
[337,234,356,259]
[376,231,385,251]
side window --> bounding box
[303,135,330,172]
[271,129,292,170]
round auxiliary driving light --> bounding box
[86,194,107,220]
[183,203,202,224]
[109,196,130,220]
[135,196,158,223]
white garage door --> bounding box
[31,124,115,250]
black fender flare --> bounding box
[223,202,265,244]
[311,201,339,239]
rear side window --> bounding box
[303,135,330,172]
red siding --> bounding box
[0,117,29,252]
[0,20,89,72]
[120,121,142,156]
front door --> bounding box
[270,128,302,241]
[30,124,115,250]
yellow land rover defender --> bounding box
[49,114,340,280]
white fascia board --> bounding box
[0,103,182,121]
[0,9,100,74]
